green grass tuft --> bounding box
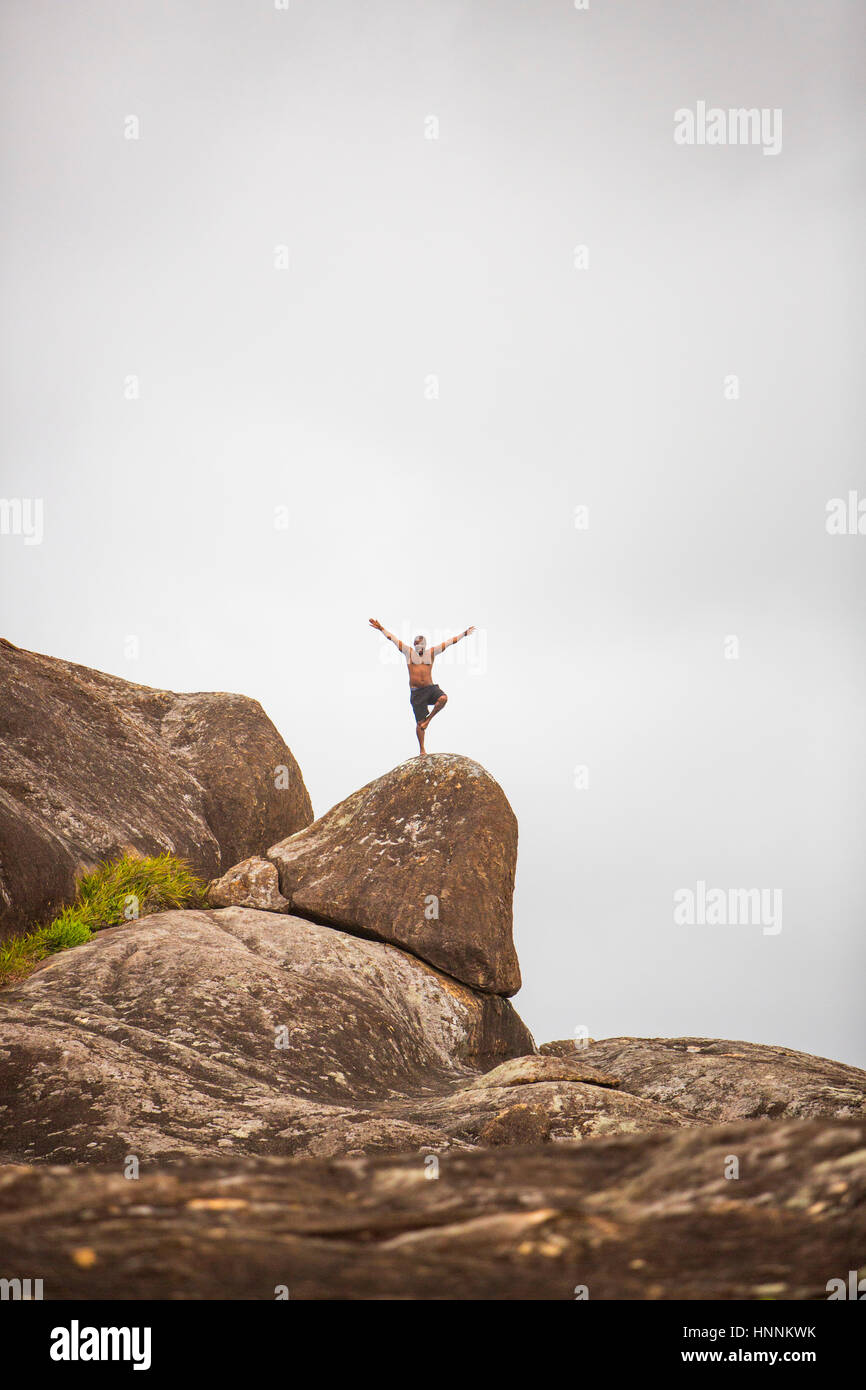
[0,853,206,987]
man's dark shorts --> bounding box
[410,684,445,723]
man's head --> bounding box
[413,634,427,657]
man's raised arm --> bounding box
[430,626,475,657]
[368,618,410,655]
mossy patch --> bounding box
[0,853,206,986]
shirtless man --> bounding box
[368,619,476,755]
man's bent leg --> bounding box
[421,693,447,727]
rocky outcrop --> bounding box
[574,1037,866,1122]
[464,1055,621,1090]
[0,640,312,939]
[0,907,699,1164]
[1,1117,863,1299]
[207,856,289,911]
[0,907,537,1163]
[540,1038,597,1057]
[158,692,312,871]
[4,643,863,1304]
[266,754,520,995]
[6,901,863,1167]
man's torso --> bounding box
[407,651,434,688]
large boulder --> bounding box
[266,753,521,995]
[0,639,312,939]
[0,906,536,1164]
[8,904,863,1167]
[1,1117,863,1299]
[0,906,693,1162]
[573,1036,866,1122]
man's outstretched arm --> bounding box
[368,618,410,655]
[430,626,475,657]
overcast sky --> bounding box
[2,1,864,1065]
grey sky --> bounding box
[2,1,864,1064]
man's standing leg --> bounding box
[411,689,427,756]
